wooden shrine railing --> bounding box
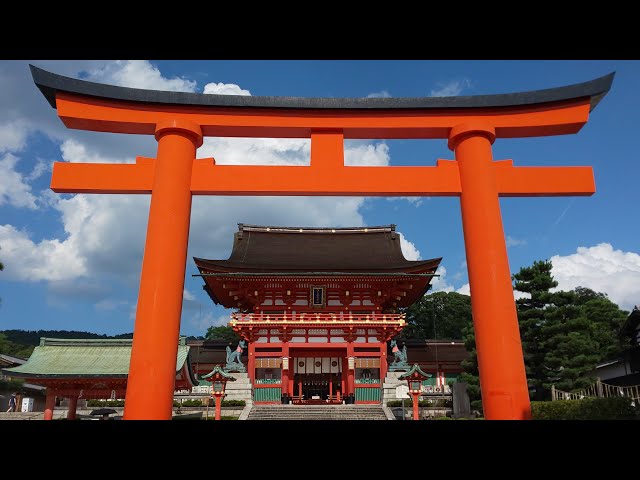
[230,311,405,325]
[551,379,640,402]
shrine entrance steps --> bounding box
[246,404,388,420]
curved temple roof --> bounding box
[194,224,441,273]
[2,337,198,387]
[30,65,614,113]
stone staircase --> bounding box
[247,404,388,420]
[223,372,253,403]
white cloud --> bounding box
[367,90,391,98]
[0,224,86,281]
[183,289,196,301]
[398,232,421,261]
[506,235,527,247]
[430,79,471,97]
[0,153,38,209]
[189,311,231,332]
[204,82,251,96]
[85,60,197,92]
[551,243,640,310]
[387,196,424,207]
[0,120,31,153]
[431,266,454,293]
[60,139,135,164]
[27,158,50,181]
[455,282,529,301]
[344,143,390,166]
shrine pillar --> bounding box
[346,342,355,396]
[124,119,203,420]
[44,391,56,421]
[67,395,78,420]
[450,123,531,420]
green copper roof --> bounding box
[399,363,431,380]
[201,365,237,381]
[2,337,193,380]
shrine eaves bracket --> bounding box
[30,64,614,421]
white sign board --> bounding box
[395,385,410,399]
[21,397,34,412]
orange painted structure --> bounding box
[3,337,197,420]
[195,224,441,405]
[30,66,613,420]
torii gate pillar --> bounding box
[125,120,203,420]
[451,123,530,419]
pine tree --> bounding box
[458,321,483,412]
[459,259,629,406]
[513,260,558,400]
[513,263,628,397]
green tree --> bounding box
[459,259,629,405]
[205,325,240,343]
[513,260,558,400]
[0,333,35,359]
[458,321,483,412]
[514,262,629,398]
[400,291,472,340]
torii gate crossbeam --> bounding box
[30,65,614,420]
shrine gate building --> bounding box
[194,223,440,404]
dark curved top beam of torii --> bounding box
[31,65,613,113]
[29,65,614,198]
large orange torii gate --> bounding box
[30,65,614,420]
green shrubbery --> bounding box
[0,378,24,393]
[221,399,246,407]
[531,397,639,420]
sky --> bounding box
[0,60,638,337]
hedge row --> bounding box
[531,397,639,420]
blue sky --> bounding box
[0,60,638,337]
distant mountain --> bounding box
[0,329,134,346]
[0,330,204,360]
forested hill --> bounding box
[0,330,134,359]
[1,329,134,346]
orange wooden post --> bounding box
[449,123,531,420]
[123,119,203,420]
[329,375,333,400]
[380,342,388,384]
[67,395,78,420]
[282,341,289,396]
[214,394,222,420]
[44,391,56,421]
[412,392,420,421]
[248,341,255,385]
[347,343,355,397]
